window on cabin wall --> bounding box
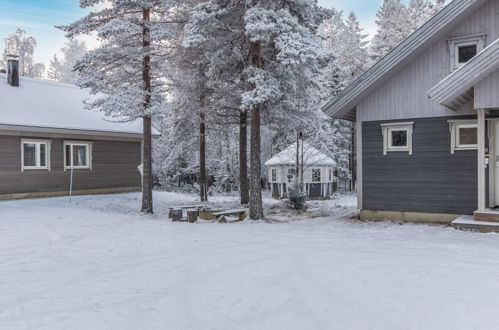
[64,141,93,170]
[448,35,485,71]
[287,168,295,183]
[312,168,321,182]
[21,139,51,171]
[271,168,277,182]
[448,120,478,154]
[381,122,414,155]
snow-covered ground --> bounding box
[1,192,499,330]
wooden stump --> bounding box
[171,209,183,222]
[187,210,198,223]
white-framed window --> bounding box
[271,168,277,182]
[21,139,51,171]
[328,169,332,181]
[64,141,93,170]
[287,168,295,183]
[448,34,485,71]
[381,122,414,155]
[312,168,321,182]
[448,119,478,154]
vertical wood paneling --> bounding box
[476,69,499,109]
[358,0,498,122]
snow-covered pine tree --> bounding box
[319,10,370,84]
[182,0,250,204]
[371,0,446,63]
[48,39,88,83]
[47,55,64,81]
[370,0,410,63]
[407,0,446,32]
[60,0,185,213]
[0,29,45,78]
[243,0,332,219]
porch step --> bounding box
[452,215,499,233]
[473,210,499,223]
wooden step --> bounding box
[473,210,499,223]
[452,215,499,233]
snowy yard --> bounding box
[1,192,499,330]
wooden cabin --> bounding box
[265,143,336,200]
[323,0,499,230]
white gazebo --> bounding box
[264,142,337,199]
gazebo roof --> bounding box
[264,143,336,167]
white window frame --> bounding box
[287,167,295,183]
[381,122,414,155]
[448,34,486,71]
[270,168,277,183]
[21,139,51,171]
[64,141,93,170]
[311,168,321,183]
[448,119,478,154]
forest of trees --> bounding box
[0,0,445,218]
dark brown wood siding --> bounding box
[0,135,141,195]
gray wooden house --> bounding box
[324,0,499,228]
[265,143,336,199]
[0,56,156,200]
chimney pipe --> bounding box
[7,54,19,87]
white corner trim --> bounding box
[381,122,414,155]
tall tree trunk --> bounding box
[248,40,264,220]
[199,110,208,202]
[141,7,153,214]
[239,110,249,205]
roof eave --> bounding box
[428,38,499,107]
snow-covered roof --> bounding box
[264,143,336,167]
[0,74,159,136]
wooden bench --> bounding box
[168,205,206,218]
[212,209,247,223]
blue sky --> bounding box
[0,0,385,69]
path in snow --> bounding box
[1,192,499,330]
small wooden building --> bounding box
[264,143,336,199]
[0,56,159,200]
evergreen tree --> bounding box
[47,55,63,81]
[370,0,410,63]
[371,0,446,62]
[48,39,88,83]
[60,0,186,214]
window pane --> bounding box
[73,145,87,166]
[391,130,407,147]
[271,169,277,182]
[65,145,71,167]
[312,169,321,182]
[458,45,477,63]
[459,127,477,145]
[287,168,295,182]
[39,144,46,167]
[23,143,36,167]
